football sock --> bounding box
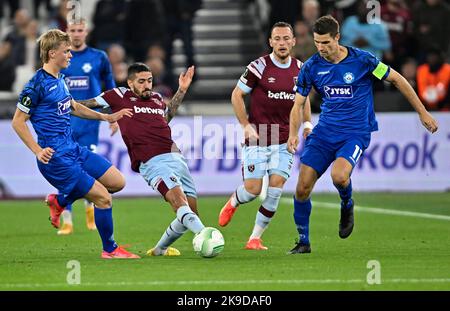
[293,196,312,245]
[231,185,257,208]
[336,179,352,207]
[154,218,187,253]
[65,203,72,212]
[250,187,282,239]
[61,210,73,225]
[176,205,204,234]
[94,206,118,253]
[84,200,94,209]
[56,194,69,207]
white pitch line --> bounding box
[1,278,449,288]
[281,199,450,221]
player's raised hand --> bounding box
[109,121,119,136]
[105,108,133,123]
[287,135,299,154]
[179,66,195,92]
[36,147,55,164]
[419,111,438,133]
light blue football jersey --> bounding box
[295,46,390,140]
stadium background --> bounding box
[0,0,449,291]
[0,0,449,198]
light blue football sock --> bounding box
[155,218,187,251]
[176,205,205,234]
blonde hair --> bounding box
[67,17,88,28]
[37,29,71,63]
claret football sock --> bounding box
[94,206,118,253]
[293,196,312,245]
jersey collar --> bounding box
[270,53,291,69]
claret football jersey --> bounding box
[95,87,179,172]
[237,53,303,146]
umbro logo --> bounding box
[268,77,276,83]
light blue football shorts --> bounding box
[139,152,197,198]
[241,143,294,180]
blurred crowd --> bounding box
[0,0,449,111]
[266,0,450,111]
[0,0,202,100]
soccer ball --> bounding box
[192,227,225,258]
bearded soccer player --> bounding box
[287,15,438,254]
[11,29,139,259]
[55,18,116,235]
[218,22,311,250]
[80,63,207,256]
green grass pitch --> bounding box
[0,193,449,290]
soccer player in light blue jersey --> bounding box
[287,16,438,254]
[56,18,116,235]
[11,29,139,259]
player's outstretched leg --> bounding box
[165,187,205,235]
[245,187,282,250]
[58,203,73,235]
[147,218,186,256]
[219,184,258,227]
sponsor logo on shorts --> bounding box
[248,164,255,172]
[323,85,353,99]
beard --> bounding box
[274,49,289,61]
[135,87,152,99]
[72,40,82,49]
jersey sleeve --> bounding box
[100,51,116,90]
[95,87,125,109]
[16,80,41,115]
[295,61,313,96]
[364,51,390,80]
[237,58,266,94]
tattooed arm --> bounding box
[166,88,186,122]
[166,66,195,123]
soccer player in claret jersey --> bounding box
[218,22,311,250]
[80,63,207,256]
[11,29,139,259]
[287,15,438,254]
[55,18,116,235]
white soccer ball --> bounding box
[192,227,225,258]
